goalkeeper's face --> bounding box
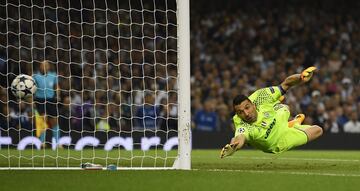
[234,99,257,123]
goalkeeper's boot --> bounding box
[288,114,305,128]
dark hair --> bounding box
[233,94,250,106]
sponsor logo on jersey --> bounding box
[263,112,270,118]
[264,119,276,139]
[269,87,275,94]
[238,127,245,134]
[261,121,267,127]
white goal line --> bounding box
[201,169,360,177]
[0,167,176,170]
[231,156,360,162]
[193,156,360,162]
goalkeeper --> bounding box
[220,67,323,158]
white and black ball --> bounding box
[11,74,37,99]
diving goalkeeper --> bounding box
[220,67,323,158]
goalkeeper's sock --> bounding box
[52,124,62,148]
[288,114,305,128]
[52,125,59,142]
[39,131,46,148]
[40,131,46,143]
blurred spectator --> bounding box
[58,96,71,132]
[71,92,95,131]
[0,107,8,132]
[119,93,132,131]
[312,104,328,128]
[192,99,220,132]
[217,103,234,132]
[0,56,6,88]
[340,78,353,102]
[0,89,8,131]
[1,0,360,135]
[96,110,111,132]
[135,92,161,130]
[9,101,33,130]
[188,0,360,134]
[337,104,353,129]
[324,110,340,133]
[343,112,360,133]
[160,93,178,131]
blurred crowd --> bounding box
[0,0,359,134]
[190,0,360,133]
[0,0,178,133]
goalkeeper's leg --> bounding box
[295,124,323,142]
[281,124,323,152]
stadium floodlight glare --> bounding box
[0,0,190,170]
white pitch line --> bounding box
[233,156,360,162]
[192,156,360,162]
[201,169,360,177]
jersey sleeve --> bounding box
[233,115,250,140]
[32,74,39,83]
[248,86,285,106]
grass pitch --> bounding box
[1,149,360,191]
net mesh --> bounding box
[0,0,179,168]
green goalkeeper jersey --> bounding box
[233,86,289,153]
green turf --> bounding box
[1,149,360,191]
[0,149,178,168]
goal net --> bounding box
[0,0,190,170]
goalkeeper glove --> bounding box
[300,66,317,82]
[220,142,239,159]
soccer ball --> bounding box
[11,74,37,99]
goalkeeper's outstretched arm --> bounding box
[220,134,246,158]
[280,66,317,91]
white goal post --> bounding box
[175,0,191,170]
[0,0,190,170]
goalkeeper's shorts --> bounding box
[269,105,309,154]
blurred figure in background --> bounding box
[343,111,360,133]
[217,103,234,132]
[33,60,61,149]
[135,92,162,130]
[192,99,220,132]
